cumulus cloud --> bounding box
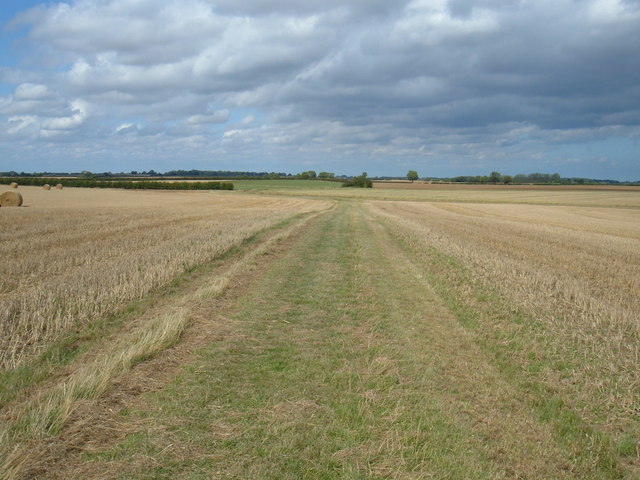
[1,0,639,178]
[7,115,38,135]
[186,109,230,125]
[41,99,88,131]
[13,83,51,100]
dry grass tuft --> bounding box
[9,183,17,189]
[0,310,189,478]
[42,184,50,191]
[55,184,62,190]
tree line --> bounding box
[441,172,633,185]
[2,169,635,185]
[0,177,233,190]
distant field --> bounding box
[1,184,639,478]
[311,183,640,207]
[6,178,639,207]
[232,179,342,191]
[224,179,640,207]
[373,181,640,191]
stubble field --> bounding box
[232,179,640,207]
[0,187,329,370]
[1,182,638,479]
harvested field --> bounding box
[366,199,640,461]
[0,186,329,369]
[1,184,639,479]
[373,181,640,191]
[243,181,640,207]
[365,184,640,206]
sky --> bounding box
[0,0,639,179]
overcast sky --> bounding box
[1,0,639,179]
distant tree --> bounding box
[511,172,567,184]
[489,171,502,184]
[342,172,372,188]
[318,171,335,179]
[80,170,96,179]
[502,175,512,185]
[297,170,317,180]
[407,170,419,182]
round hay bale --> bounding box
[55,184,63,190]
[43,184,51,190]
[9,182,18,188]
[0,191,23,207]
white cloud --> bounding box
[115,122,139,134]
[186,110,229,125]
[392,0,499,47]
[13,83,51,100]
[222,129,241,138]
[588,0,640,23]
[40,99,88,136]
[27,0,222,65]
[7,115,38,135]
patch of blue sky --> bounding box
[0,1,45,95]
[226,107,265,126]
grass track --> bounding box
[75,202,626,479]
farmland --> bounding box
[233,179,640,207]
[1,183,639,479]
